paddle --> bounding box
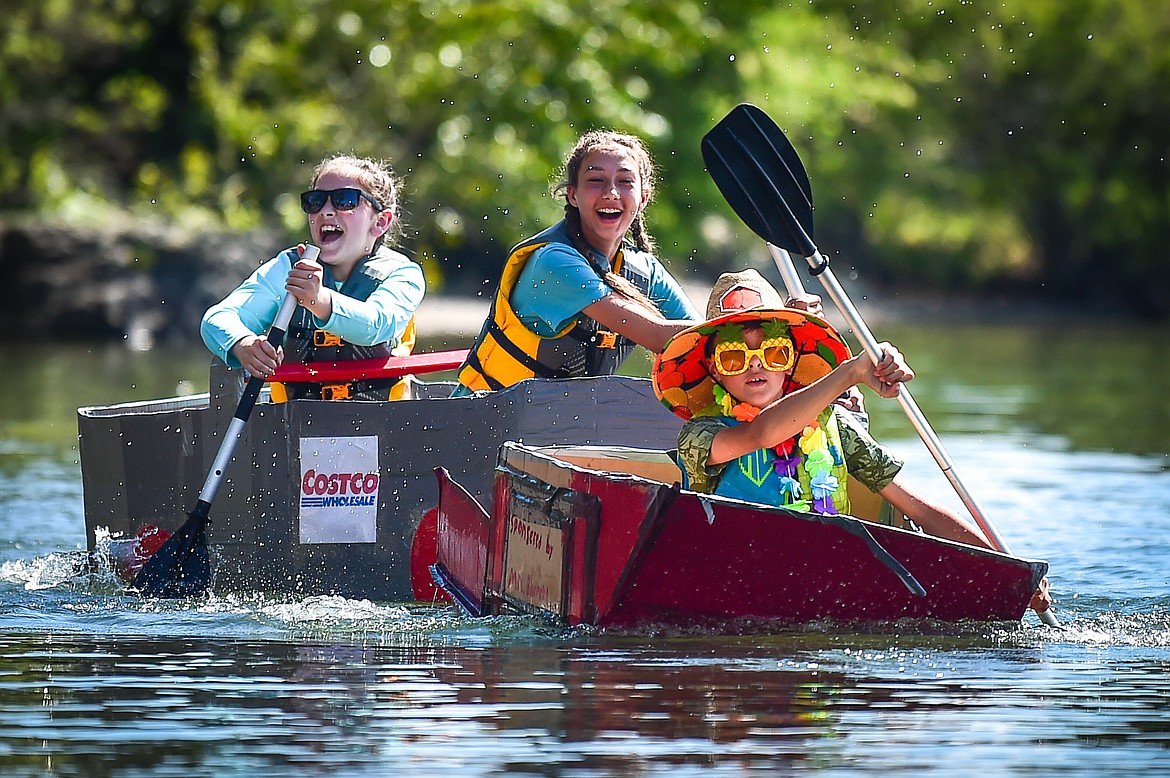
[134,245,320,598]
[702,103,1060,627]
[769,245,808,302]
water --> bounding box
[2,322,1169,777]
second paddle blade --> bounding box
[702,103,815,255]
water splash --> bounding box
[0,549,122,593]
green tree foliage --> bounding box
[728,0,1170,314]
[1,0,1167,314]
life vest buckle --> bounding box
[321,383,352,401]
[313,330,343,347]
[593,330,618,349]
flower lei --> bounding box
[796,421,841,514]
[713,384,760,422]
[772,420,841,514]
[714,385,843,514]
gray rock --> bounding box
[1,220,282,347]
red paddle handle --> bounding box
[269,349,469,383]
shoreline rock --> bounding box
[2,220,283,347]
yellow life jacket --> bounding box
[457,221,651,392]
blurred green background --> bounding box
[3,0,1167,316]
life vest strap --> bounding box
[312,330,344,347]
[460,350,506,391]
[564,321,619,350]
[483,319,566,379]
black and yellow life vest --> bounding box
[457,221,652,392]
[271,247,416,402]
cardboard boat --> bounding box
[431,442,1049,628]
[77,359,680,600]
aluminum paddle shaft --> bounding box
[197,246,309,506]
[798,251,1004,544]
[135,244,317,598]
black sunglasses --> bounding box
[300,187,384,214]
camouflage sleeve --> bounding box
[677,416,733,493]
[836,409,904,493]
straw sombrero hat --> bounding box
[653,270,852,421]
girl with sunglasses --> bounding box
[201,154,425,400]
[454,130,699,395]
[653,270,1003,552]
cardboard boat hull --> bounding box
[433,442,1048,629]
[78,363,679,600]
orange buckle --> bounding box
[595,330,618,349]
[321,383,352,401]
[313,330,343,347]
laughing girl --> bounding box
[201,154,425,401]
[455,131,699,394]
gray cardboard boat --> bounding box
[78,361,681,600]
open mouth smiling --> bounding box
[319,223,344,243]
[596,208,623,224]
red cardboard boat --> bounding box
[431,442,1048,629]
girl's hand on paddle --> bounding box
[232,335,284,379]
[286,243,327,312]
[850,342,914,399]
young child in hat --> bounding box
[653,269,1053,613]
[652,269,991,547]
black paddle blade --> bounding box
[133,510,211,598]
[702,103,816,256]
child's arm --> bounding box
[201,253,291,370]
[707,344,913,466]
[879,477,992,548]
[884,477,1053,611]
[584,293,691,353]
[312,260,426,346]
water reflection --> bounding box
[7,626,1170,776]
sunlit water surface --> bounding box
[1,323,1169,777]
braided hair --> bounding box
[310,154,403,250]
[555,131,660,314]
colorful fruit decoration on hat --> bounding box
[653,328,713,422]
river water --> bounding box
[2,319,1169,777]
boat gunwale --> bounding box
[77,393,210,418]
[503,441,1049,567]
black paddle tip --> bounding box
[132,513,212,599]
[702,103,815,254]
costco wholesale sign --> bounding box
[298,436,379,544]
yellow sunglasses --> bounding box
[712,337,796,376]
